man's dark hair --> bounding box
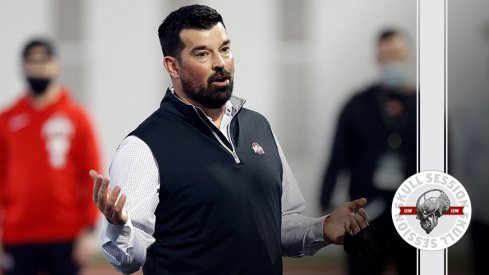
[22,38,56,59]
[158,5,225,59]
[378,28,402,44]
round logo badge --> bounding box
[391,171,471,251]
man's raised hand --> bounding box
[90,170,128,225]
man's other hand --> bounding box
[323,198,369,244]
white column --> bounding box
[418,0,447,274]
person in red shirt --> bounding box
[0,38,101,275]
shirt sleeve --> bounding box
[100,135,159,274]
[0,115,7,227]
[275,135,330,257]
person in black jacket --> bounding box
[320,29,417,275]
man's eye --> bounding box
[196,52,209,58]
[221,47,230,54]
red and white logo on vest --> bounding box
[391,171,471,251]
[251,142,265,155]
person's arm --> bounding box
[277,136,367,257]
[91,136,159,274]
[0,115,7,256]
[279,137,328,256]
[0,116,6,221]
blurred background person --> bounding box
[319,29,417,275]
[0,38,101,275]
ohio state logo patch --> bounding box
[251,142,265,155]
[391,171,471,251]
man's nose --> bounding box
[212,53,226,70]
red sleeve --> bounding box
[0,115,8,228]
[73,108,102,229]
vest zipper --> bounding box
[193,107,241,164]
[226,123,241,163]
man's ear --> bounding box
[163,56,180,79]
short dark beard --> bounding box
[181,68,234,109]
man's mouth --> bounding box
[208,68,232,87]
[211,78,230,86]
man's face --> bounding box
[377,34,410,64]
[377,34,413,89]
[177,23,234,109]
[22,46,59,80]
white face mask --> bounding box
[380,63,408,89]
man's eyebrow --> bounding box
[221,39,231,47]
[190,40,231,54]
[190,45,209,54]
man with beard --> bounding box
[90,5,369,275]
[0,38,101,274]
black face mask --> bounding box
[26,77,51,96]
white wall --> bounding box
[84,0,166,167]
[0,0,54,110]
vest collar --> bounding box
[160,88,246,119]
